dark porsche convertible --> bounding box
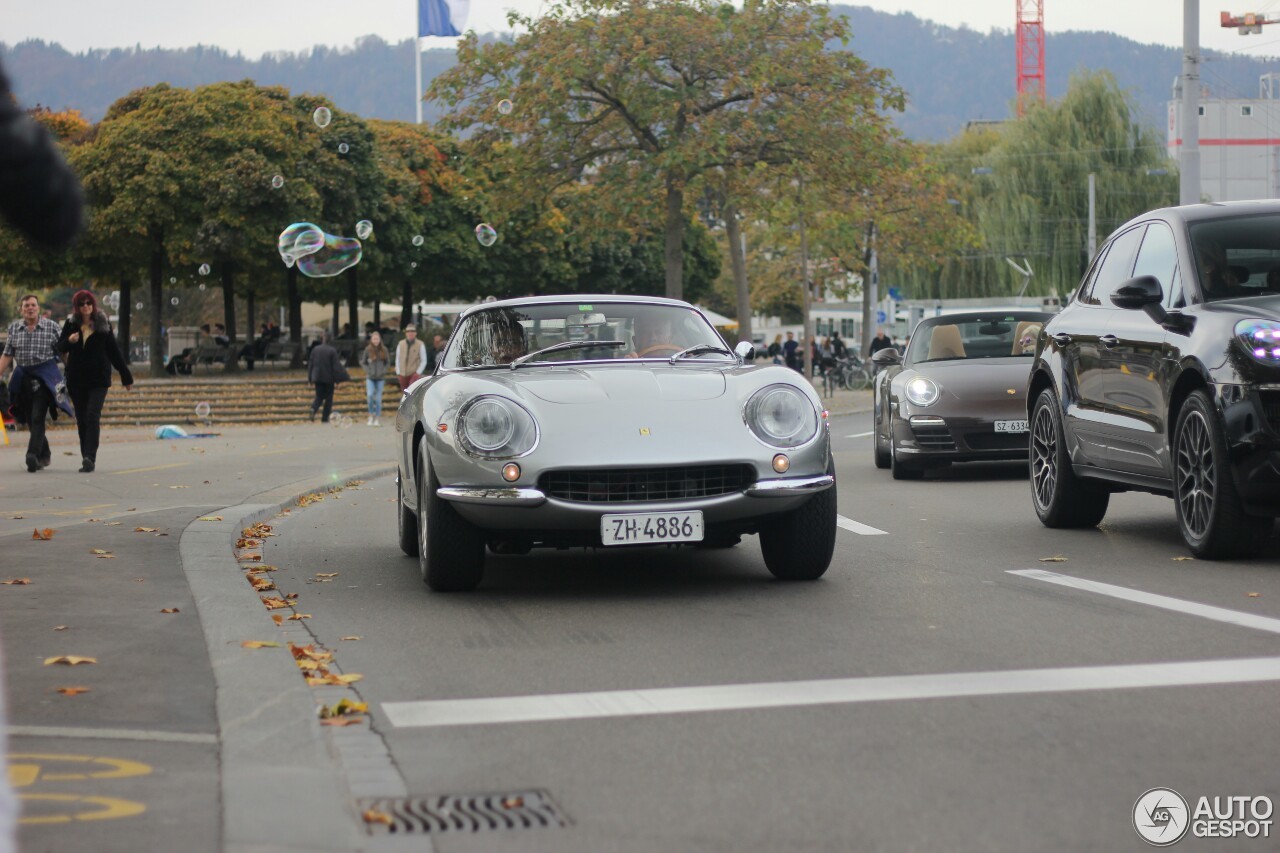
[872,311,1053,479]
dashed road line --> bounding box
[1008,569,1280,635]
[836,514,888,536]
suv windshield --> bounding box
[442,303,728,369]
[1190,214,1280,302]
[906,314,1051,364]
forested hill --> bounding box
[4,5,1278,141]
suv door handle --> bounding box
[1099,334,1119,348]
[1050,333,1072,347]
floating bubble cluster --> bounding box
[313,107,332,128]
[411,234,424,247]
[170,297,180,306]
[271,175,285,189]
[338,142,349,155]
[277,222,362,278]
[278,222,326,269]
[198,263,211,276]
[475,223,498,247]
[355,220,373,239]
[497,99,514,115]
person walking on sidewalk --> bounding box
[360,331,389,427]
[0,294,68,472]
[307,331,347,423]
[57,289,133,472]
[395,324,428,392]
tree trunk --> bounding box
[288,268,304,369]
[860,221,875,357]
[401,278,413,331]
[118,272,131,364]
[724,201,751,347]
[149,230,165,378]
[346,266,360,366]
[331,299,340,338]
[246,291,256,344]
[373,299,381,330]
[663,176,685,301]
[221,262,240,373]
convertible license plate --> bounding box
[601,511,704,545]
[995,419,1029,433]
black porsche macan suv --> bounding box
[1027,200,1280,558]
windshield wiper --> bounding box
[510,340,625,369]
[668,344,734,364]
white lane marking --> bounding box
[836,514,888,536]
[1008,569,1280,635]
[382,656,1280,728]
[7,725,218,744]
[845,431,874,439]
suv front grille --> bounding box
[539,465,755,503]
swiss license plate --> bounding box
[601,511,704,545]
[995,419,1029,433]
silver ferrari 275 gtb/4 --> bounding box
[394,295,836,591]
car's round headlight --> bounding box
[904,376,940,407]
[1236,319,1280,364]
[458,396,538,457]
[745,385,818,448]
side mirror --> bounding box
[734,340,755,363]
[1111,275,1163,310]
[871,347,901,366]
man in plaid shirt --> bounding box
[0,294,64,471]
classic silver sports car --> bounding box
[394,295,836,591]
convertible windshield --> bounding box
[906,314,1051,363]
[1189,214,1280,302]
[443,303,728,369]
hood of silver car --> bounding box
[515,365,728,404]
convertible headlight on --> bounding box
[745,385,818,448]
[457,396,538,458]
[1237,319,1280,364]
[904,376,940,407]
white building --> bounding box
[1168,73,1280,202]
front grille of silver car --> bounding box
[539,464,756,503]
[910,424,955,450]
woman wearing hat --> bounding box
[57,289,133,472]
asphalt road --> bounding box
[237,412,1280,852]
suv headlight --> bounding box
[457,396,538,458]
[745,384,818,448]
[1237,319,1280,365]
[904,376,940,407]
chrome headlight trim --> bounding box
[904,376,940,407]
[743,384,820,449]
[456,395,540,460]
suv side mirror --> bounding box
[734,340,755,363]
[1111,275,1163,310]
[871,347,901,366]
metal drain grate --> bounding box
[360,790,569,834]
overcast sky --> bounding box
[1,1,1276,58]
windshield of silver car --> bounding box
[1189,214,1280,303]
[906,314,1050,363]
[442,303,728,369]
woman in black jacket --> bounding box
[58,289,133,472]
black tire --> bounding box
[416,444,485,591]
[1173,390,1273,559]
[759,457,837,580]
[874,409,892,470]
[1029,388,1109,528]
[890,429,922,480]
[397,469,419,557]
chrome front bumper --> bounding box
[437,474,834,506]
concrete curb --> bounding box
[179,462,396,853]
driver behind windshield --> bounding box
[628,312,683,358]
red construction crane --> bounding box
[1221,11,1280,33]
[1016,0,1045,116]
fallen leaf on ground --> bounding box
[340,636,361,641]
[286,613,311,621]
[11,515,24,519]
[104,522,122,526]
[62,451,73,456]
[56,686,91,695]
[1038,555,1068,563]
[241,640,280,649]
[362,808,393,825]
[2,578,31,586]
[260,596,289,610]
[249,577,276,592]
[319,717,363,727]
[132,578,145,582]
[198,516,223,522]
[289,643,333,663]
[160,608,179,614]
[316,572,339,578]
[502,796,525,809]
[319,698,368,718]
[126,508,136,512]
[32,528,55,540]
[236,538,262,549]
[238,554,262,562]
[53,625,68,631]
[285,593,298,601]
[295,659,325,671]
[1172,556,1195,561]
[246,565,278,573]
[1248,592,1262,598]
[95,553,116,559]
[134,527,159,533]
[86,518,102,522]
[307,673,363,687]
[44,656,97,666]
[243,523,274,538]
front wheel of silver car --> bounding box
[1173,390,1272,559]
[759,457,837,580]
[1029,388,1109,528]
[416,444,485,591]
[397,469,418,557]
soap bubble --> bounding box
[338,142,349,155]
[136,302,144,310]
[411,262,418,269]
[170,297,180,306]
[497,99,514,115]
[411,234,424,247]
[278,222,326,267]
[271,175,285,189]
[198,283,207,291]
[296,231,363,278]
[198,263,211,276]
[313,107,332,128]
[169,277,177,284]
[194,401,211,419]
[355,220,373,239]
[475,223,498,247]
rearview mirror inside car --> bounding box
[567,312,607,326]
